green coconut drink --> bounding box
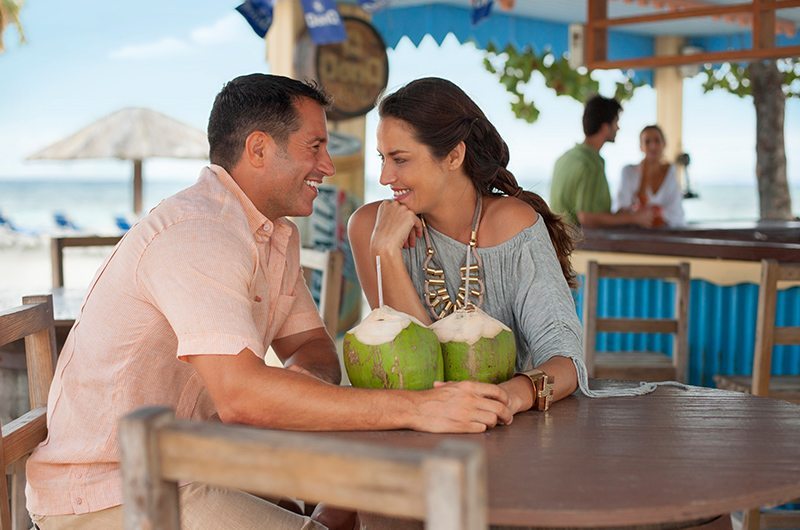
[343,305,443,390]
[430,306,516,384]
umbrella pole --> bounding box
[133,159,143,216]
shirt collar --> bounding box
[206,164,272,236]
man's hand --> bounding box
[406,381,513,433]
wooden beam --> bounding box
[587,45,800,70]
[593,3,753,28]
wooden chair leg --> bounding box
[11,459,31,530]
[744,508,761,530]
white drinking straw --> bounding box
[376,255,384,308]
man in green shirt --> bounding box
[550,95,655,228]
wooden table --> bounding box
[320,382,800,529]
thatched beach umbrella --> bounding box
[28,107,209,215]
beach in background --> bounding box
[1,176,798,293]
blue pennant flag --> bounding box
[357,0,390,13]
[236,0,274,38]
[471,0,493,25]
[300,0,347,45]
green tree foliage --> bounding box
[0,0,26,53]
[482,43,644,123]
[700,59,800,99]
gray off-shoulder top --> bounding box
[402,216,685,398]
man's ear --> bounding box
[243,131,273,168]
[447,141,466,170]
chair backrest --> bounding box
[300,248,344,337]
[583,261,691,381]
[0,295,57,530]
[119,407,487,530]
[751,259,800,397]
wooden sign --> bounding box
[296,16,389,121]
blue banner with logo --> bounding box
[357,0,390,13]
[300,0,347,45]
[236,0,274,38]
[471,0,493,25]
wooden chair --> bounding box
[0,295,57,530]
[300,247,344,337]
[583,261,691,382]
[119,407,487,530]
[713,260,800,530]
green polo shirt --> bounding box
[549,143,612,226]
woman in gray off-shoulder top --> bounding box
[349,77,586,417]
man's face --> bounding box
[605,115,620,143]
[261,98,335,219]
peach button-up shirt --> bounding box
[27,165,324,516]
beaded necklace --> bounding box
[421,195,484,320]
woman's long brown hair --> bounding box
[379,77,577,288]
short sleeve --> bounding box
[137,219,265,360]
[511,225,584,369]
[615,165,639,211]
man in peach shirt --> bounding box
[26,74,514,530]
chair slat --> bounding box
[596,264,684,279]
[2,409,47,465]
[774,327,800,345]
[120,407,487,530]
[0,303,51,346]
[596,318,678,334]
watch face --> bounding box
[314,16,389,120]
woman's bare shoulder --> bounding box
[479,196,539,247]
[347,200,382,235]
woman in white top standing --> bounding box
[616,125,685,227]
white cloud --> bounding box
[109,14,253,61]
[109,37,191,60]
[190,13,250,46]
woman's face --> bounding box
[376,117,451,213]
[640,128,666,161]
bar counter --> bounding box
[578,220,800,263]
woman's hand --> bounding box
[370,200,423,255]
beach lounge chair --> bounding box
[53,211,80,232]
[0,211,19,233]
[119,407,487,530]
[114,215,132,232]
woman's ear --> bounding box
[447,141,466,170]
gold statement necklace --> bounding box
[421,194,484,320]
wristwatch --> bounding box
[515,369,555,411]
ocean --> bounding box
[0,177,799,238]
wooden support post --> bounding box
[655,36,685,169]
[586,0,608,65]
[133,159,143,217]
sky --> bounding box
[1,0,798,198]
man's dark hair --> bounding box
[582,95,622,136]
[207,74,330,170]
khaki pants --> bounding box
[31,482,326,530]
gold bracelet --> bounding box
[514,369,555,411]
